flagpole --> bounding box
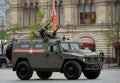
[51,0,57,31]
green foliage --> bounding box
[28,33,36,40]
[0,29,6,39]
[28,23,41,32]
[0,23,20,44]
[9,23,20,35]
[35,10,45,24]
[0,29,8,44]
[28,9,52,39]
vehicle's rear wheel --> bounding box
[16,61,33,80]
[63,61,82,80]
[36,71,52,79]
[83,70,101,79]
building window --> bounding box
[23,2,29,27]
[23,2,39,28]
[35,2,39,23]
[29,3,34,25]
[55,0,64,25]
[78,0,96,24]
[115,1,120,23]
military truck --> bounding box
[6,24,102,80]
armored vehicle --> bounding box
[6,24,102,80]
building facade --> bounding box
[5,0,120,63]
[0,0,6,28]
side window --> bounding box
[48,44,57,52]
[21,44,29,48]
[60,43,69,50]
[34,44,43,48]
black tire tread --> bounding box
[36,71,52,79]
[16,61,33,80]
[63,61,82,80]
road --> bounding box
[0,68,120,83]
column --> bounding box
[95,0,107,24]
[63,0,78,25]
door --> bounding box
[46,43,63,69]
[29,42,48,68]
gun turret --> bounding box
[32,23,60,39]
[51,26,60,38]
[39,23,50,38]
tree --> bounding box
[6,23,20,42]
[28,10,51,39]
[0,23,20,44]
[0,29,7,56]
[9,23,20,35]
[0,24,19,56]
[0,29,7,44]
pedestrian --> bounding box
[99,50,104,63]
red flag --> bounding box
[51,0,56,31]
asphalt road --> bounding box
[0,68,120,83]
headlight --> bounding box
[83,58,86,62]
[98,58,101,61]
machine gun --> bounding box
[32,23,60,39]
[39,23,50,38]
[51,25,60,38]
[39,23,60,39]
[32,23,50,39]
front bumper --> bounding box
[82,56,102,70]
[84,63,102,70]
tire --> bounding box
[63,61,82,80]
[36,71,52,79]
[83,70,101,79]
[16,61,33,80]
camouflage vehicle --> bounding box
[6,24,102,80]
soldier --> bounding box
[99,50,104,62]
[39,24,59,39]
[39,25,48,38]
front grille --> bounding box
[85,57,100,63]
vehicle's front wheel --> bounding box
[36,71,52,79]
[63,61,82,80]
[16,61,33,80]
[83,70,101,79]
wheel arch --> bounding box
[13,58,29,71]
[60,59,85,73]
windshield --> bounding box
[60,42,81,51]
[70,43,80,50]
[80,50,94,55]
